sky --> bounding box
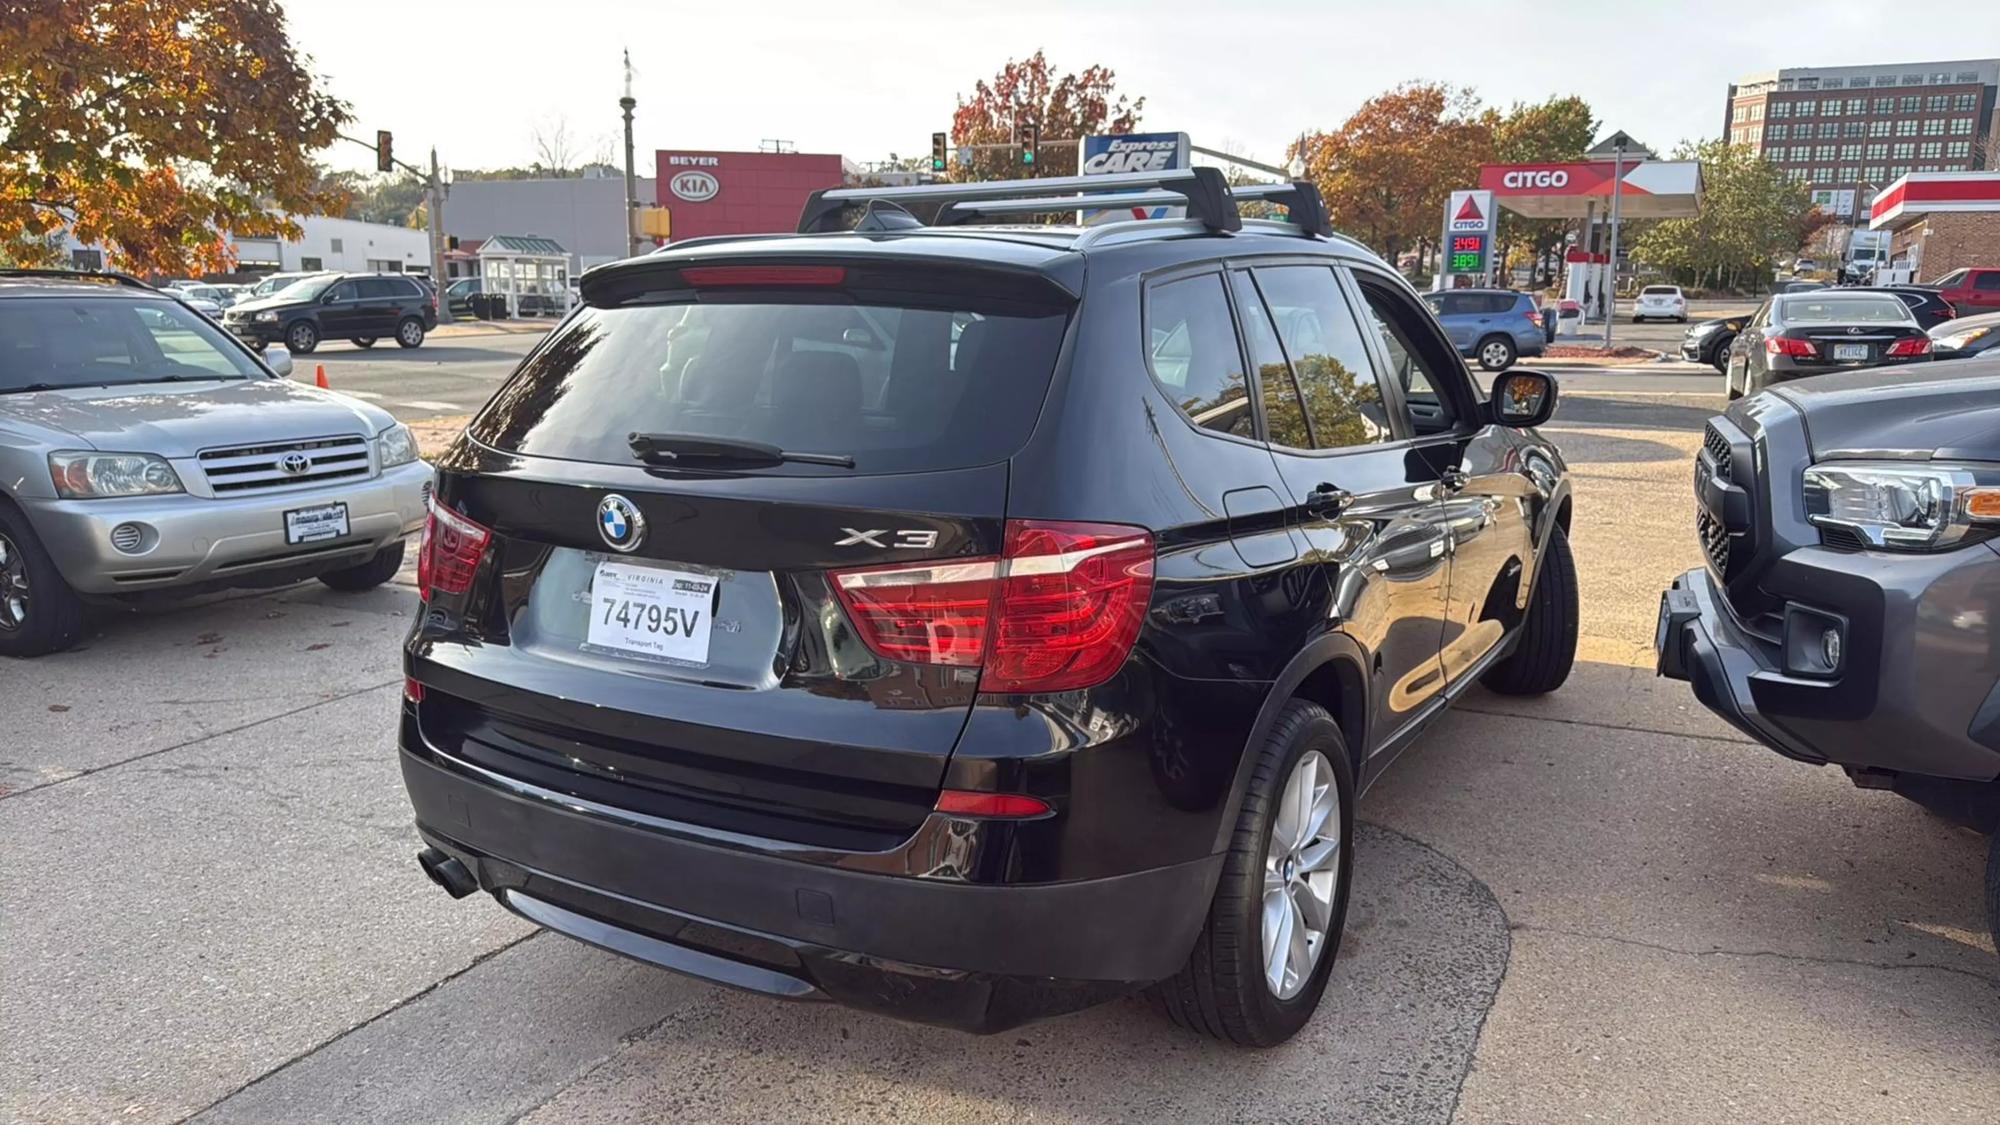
[293,0,2000,178]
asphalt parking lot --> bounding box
[4,378,1995,1124]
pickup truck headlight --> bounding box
[376,423,419,468]
[49,452,185,499]
[1803,461,2000,550]
[254,310,279,323]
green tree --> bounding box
[315,169,429,227]
[1492,96,1597,284]
[1632,139,1819,290]
[949,51,1144,183]
[1,0,349,273]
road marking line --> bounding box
[395,400,464,411]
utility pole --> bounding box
[428,147,452,324]
[621,49,642,257]
[1601,138,1628,348]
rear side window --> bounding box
[1146,273,1252,438]
[1976,272,2000,292]
[358,279,401,299]
[1252,266,1391,449]
[471,293,1069,474]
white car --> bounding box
[161,285,226,320]
[1633,284,1687,323]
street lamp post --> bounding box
[1600,139,1628,349]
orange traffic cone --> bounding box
[314,363,329,390]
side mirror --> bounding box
[1491,368,1556,428]
[263,344,294,378]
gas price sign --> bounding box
[1449,234,1487,274]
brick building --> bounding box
[1723,59,1998,221]
[1868,171,2000,282]
[654,150,847,242]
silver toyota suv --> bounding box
[0,271,432,657]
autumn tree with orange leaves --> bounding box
[1292,84,1496,273]
[950,52,1144,182]
[0,0,349,275]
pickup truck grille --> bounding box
[1702,423,1733,479]
[1696,507,1730,572]
[199,434,372,494]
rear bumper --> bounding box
[398,731,1220,1033]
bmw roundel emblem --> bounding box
[596,494,645,552]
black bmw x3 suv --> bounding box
[398,170,1577,1044]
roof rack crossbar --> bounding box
[799,168,1244,234]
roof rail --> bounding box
[799,168,1243,235]
[945,180,1335,241]
[0,267,157,291]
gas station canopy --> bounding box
[1476,160,1704,220]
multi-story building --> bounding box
[1723,59,1999,220]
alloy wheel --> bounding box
[0,532,28,632]
[1262,749,1342,999]
[399,320,423,346]
[1480,341,1512,369]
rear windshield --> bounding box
[1780,296,1911,324]
[0,296,262,392]
[471,296,1070,474]
[1641,286,1679,295]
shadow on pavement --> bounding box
[1551,394,1720,432]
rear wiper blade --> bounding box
[627,432,855,469]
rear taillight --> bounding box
[1886,336,1931,357]
[934,790,1053,818]
[680,265,846,288]
[1524,309,1542,327]
[1767,336,1817,358]
[831,519,1155,694]
[417,504,492,600]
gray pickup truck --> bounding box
[0,270,431,657]
[1656,354,2000,947]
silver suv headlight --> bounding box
[49,452,185,499]
[1802,461,2000,550]
[376,423,419,468]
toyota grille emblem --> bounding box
[279,452,312,475]
[597,494,645,552]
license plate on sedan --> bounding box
[584,560,716,666]
[283,502,349,545]
[1833,343,1869,361]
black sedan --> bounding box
[1849,285,1958,330]
[1930,310,2000,360]
[1680,314,1750,372]
[1724,291,1933,399]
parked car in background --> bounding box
[0,270,430,657]
[443,277,482,318]
[398,172,1578,1044]
[1931,310,2000,361]
[1680,313,1750,372]
[246,271,331,299]
[1420,288,1546,370]
[1724,291,1932,399]
[224,272,437,354]
[1776,279,1828,294]
[1657,355,2000,952]
[210,283,249,308]
[1791,258,1819,276]
[160,284,225,320]
[1847,285,1958,330]
[1925,267,2000,316]
[1633,284,1687,322]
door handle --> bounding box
[1439,468,1470,494]
[1306,482,1353,514]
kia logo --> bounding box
[670,170,719,203]
[1501,169,1571,190]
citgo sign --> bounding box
[1501,169,1571,190]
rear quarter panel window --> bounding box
[1145,273,1252,438]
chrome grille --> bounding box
[199,434,371,494]
[1696,507,1729,572]
[1702,423,1732,480]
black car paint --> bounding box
[225,272,435,348]
[1725,296,1932,396]
[1682,315,1749,370]
[402,227,1570,1031]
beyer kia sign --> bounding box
[669,170,719,203]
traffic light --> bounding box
[930,132,948,173]
[1019,121,1038,166]
[375,130,394,174]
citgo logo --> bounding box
[670,170,719,203]
[1501,169,1571,190]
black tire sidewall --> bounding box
[352,337,377,348]
[1220,703,1357,1042]
[287,320,319,354]
[396,318,425,348]
[0,504,85,657]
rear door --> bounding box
[1424,292,1472,350]
[418,260,1075,846]
[319,279,365,337]
[1229,263,1451,760]
[1968,270,2000,313]
[357,278,403,334]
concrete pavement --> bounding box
[4,385,1994,1124]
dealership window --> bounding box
[1949,118,1974,135]
[1921,119,1946,136]
[1895,120,1918,137]
[1947,141,1972,159]
[1898,95,1919,111]
[1952,93,1977,111]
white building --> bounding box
[64,214,432,279]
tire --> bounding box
[0,504,87,658]
[1711,335,1736,375]
[1476,335,1517,372]
[395,317,426,349]
[317,541,405,592]
[1151,699,1355,1047]
[1986,832,1998,955]
[1482,522,1578,695]
[352,336,378,349]
[286,319,319,355]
